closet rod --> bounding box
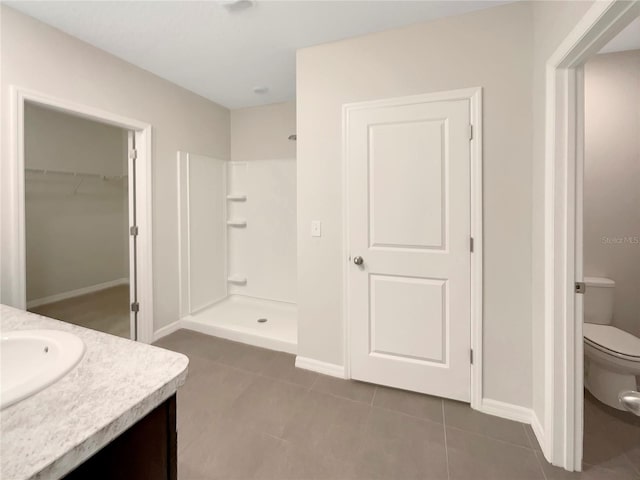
[25,167,127,180]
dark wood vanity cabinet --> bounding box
[63,395,177,480]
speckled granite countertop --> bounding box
[0,305,189,480]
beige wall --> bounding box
[25,104,129,302]
[297,3,534,407]
[584,50,640,337]
[231,101,296,161]
[0,6,230,330]
[530,0,595,426]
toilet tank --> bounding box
[584,276,615,325]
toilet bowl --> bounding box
[584,324,640,409]
[583,277,640,410]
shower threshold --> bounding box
[181,295,297,354]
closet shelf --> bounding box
[226,219,247,227]
[226,194,247,201]
[227,275,247,285]
[25,167,127,181]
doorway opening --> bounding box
[544,0,640,471]
[7,87,154,343]
[24,103,133,339]
[580,45,640,472]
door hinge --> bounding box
[130,225,139,236]
[468,125,473,140]
[131,302,140,313]
[129,149,137,160]
[470,237,474,253]
[470,349,474,365]
[575,282,586,294]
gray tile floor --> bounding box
[154,330,640,480]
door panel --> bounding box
[370,274,447,363]
[369,120,445,250]
[347,95,471,401]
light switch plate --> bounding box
[311,220,322,237]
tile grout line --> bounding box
[533,449,549,480]
[522,423,536,450]
[442,401,451,480]
[444,424,539,452]
[523,423,549,480]
[313,389,376,407]
[371,403,445,426]
[623,450,640,477]
[370,386,377,406]
[307,373,320,392]
[202,355,319,390]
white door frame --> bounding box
[7,86,154,343]
[342,87,483,409]
[543,1,640,470]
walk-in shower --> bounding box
[176,130,297,353]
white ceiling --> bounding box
[7,1,509,109]
[599,16,640,54]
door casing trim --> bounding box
[7,86,154,343]
[542,0,640,471]
[341,87,483,410]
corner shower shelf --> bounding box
[227,275,247,285]
[226,219,247,227]
[226,194,247,201]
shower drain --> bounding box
[257,318,268,323]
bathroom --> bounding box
[1,2,640,479]
[581,43,640,467]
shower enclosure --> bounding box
[177,150,297,353]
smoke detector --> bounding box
[253,86,269,95]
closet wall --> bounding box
[228,101,297,303]
[25,103,128,304]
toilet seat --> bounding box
[584,324,640,361]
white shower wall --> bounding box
[227,159,297,303]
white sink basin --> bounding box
[1,329,85,410]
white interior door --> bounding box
[347,93,472,401]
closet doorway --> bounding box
[8,87,154,343]
[24,103,132,338]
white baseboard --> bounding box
[531,411,548,458]
[295,356,347,378]
[152,320,183,342]
[479,400,550,460]
[478,398,533,424]
[27,277,129,309]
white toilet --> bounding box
[583,276,640,410]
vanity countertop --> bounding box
[0,304,189,480]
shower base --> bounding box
[181,295,297,354]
